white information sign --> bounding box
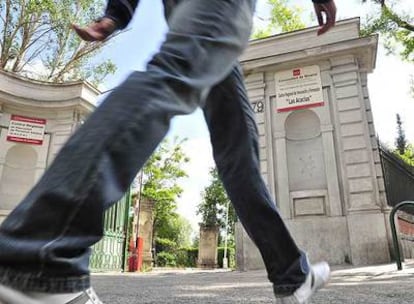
[275,65,324,112]
[7,115,46,145]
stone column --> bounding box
[274,134,291,218]
[138,198,155,269]
[330,55,390,265]
[197,224,219,269]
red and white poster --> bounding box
[275,65,324,113]
[7,115,46,145]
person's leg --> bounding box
[163,0,181,20]
[0,0,256,295]
[202,64,329,298]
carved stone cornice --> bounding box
[241,18,378,74]
[0,70,98,113]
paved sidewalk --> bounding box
[92,260,414,303]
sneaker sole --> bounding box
[0,285,40,304]
[0,285,97,304]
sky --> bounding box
[96,0,414,231]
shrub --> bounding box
[156,251,176,267]
[155,238,177,254]
[155,240,198,268]
[176,247,198,267]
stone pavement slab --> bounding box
[92,261,414,303]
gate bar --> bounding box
[390,201,414,270]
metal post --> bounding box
[223,201,230,269]
[122,187,132,272]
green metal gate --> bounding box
[90,190,131,272]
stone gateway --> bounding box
[236,18,392,269]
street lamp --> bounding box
[223,201,230,269]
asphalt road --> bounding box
[92,262,414,303]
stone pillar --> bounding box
[236,18,391,269]
[138,198,155,269]
[198,224,219,269]
[329,55,390,265]
[235,221,265,270]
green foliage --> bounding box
[155,239,198,267]
[196,168,237,239]
[139,137,193,268]
[0,0,117,84]
[155,237,177,254]
[392,114,414,166]
[157,214,192,248]
[197,168,227,227]
[156,251,176,267]
[361,1,413,97]
[395,113,407,155]
[361,1,413,63]
[192,235,199,248]
[252,0,306,39]
[217,246,236,268]
[141,137,190,246]
[176,247,198,267]
[394,144,414,166]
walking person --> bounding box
[0,0,336,303]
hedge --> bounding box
[155,238,177,254]
[156,251,176,267]
[155,246,198,268]
[176,247,198,267]
[154,243,234,268]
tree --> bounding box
[393,114,414,166]
[396,144,414,166]
[141,137,190,244]
[361,0,413,62]
[0,0,117,85]
[361,1,413,95]
[395,113,407,155]
[196,168,237,243]
[156,214,193,248]
[252,0,306,39]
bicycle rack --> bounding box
[390,201,414,270]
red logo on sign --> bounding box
[293,69,301,77]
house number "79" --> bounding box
[252,101,264,113]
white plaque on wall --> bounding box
[275,65,324,112]
[7,115,46,145]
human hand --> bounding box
[72,17,117,42]
[313,0,337,36]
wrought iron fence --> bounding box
[90,190,131,272]
[379,145,414,213]
[380,145,414,270]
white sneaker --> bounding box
[275,262,330,304]
[0,283,103,304]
